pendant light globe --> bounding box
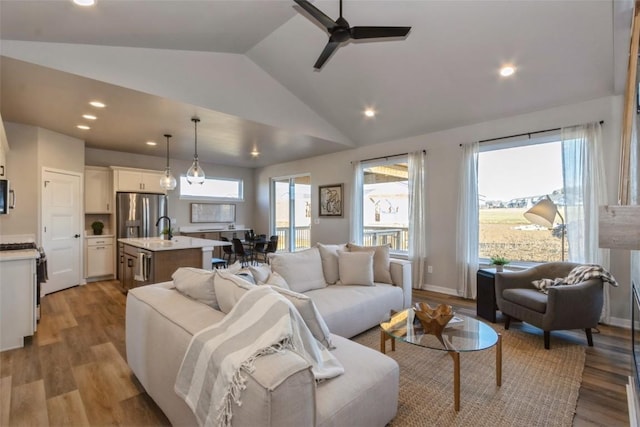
[186,117,206,185]
[160,134,177,191]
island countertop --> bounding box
[118,236,230,252]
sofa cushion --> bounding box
[270,286,334,350]
[260,271,291,290]
[214,270,257,314]
[503,288,548,313]
[270,247,327,293]
[347,243,392,284]
[306,284,404,338]
[315,334,398,427]
[317,243,347,285]
[337,251,374,286]
[171,267,218,309]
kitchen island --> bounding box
[118,236,230,292]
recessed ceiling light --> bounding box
[89,101,105,108]
[251,149,260,157]
[500,66,516,77]
[146,141,157,146]
[364,108,376,118]
[82,114,97,120]
[73,0,95,6]
[77,125,90,130]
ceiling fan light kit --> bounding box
[160,133,177,191]
[186,117,206,185]
[294,0,411,69]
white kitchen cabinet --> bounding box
[85,236,114,279]
[0,255,37,351]
[85,166,112,213]
[0,130,7,178]
[113,168,165,194]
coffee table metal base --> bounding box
[380,330,502,411]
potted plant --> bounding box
[490,255,510,272]
[91,221,104,236]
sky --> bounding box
[478,142,563,201]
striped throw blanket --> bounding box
[175,286,344,427]
[532,264,619,294]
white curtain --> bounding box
[561,122,611,321]
[408,151,428,289]
[456,142,479,299]
[350,160,364,245]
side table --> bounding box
[477,268,499,322]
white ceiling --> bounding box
[0,0,635,168]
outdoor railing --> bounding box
[274,225,409,252]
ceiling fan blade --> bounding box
[350,26,411,39]
[314,40,341,69]
[293,0,337,30]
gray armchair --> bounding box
[495,262,604,349]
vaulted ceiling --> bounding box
[0,0,635,167]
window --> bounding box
[271,175,311,252]
[179,176,243,201]
[478,134,565,263]
[358,157,409,254]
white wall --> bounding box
[0,123,86,239]
[255,95,631,321]
[0,123,39,235]
[85,148,255,232]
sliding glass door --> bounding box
[272,175,311,252]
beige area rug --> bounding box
[352,327,585,427]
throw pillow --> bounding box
[259,272,291,290]
[269,247,327,293]
[347,243,392,284]
[269,286,334,349]
[249,264,272,284]
[317,243,347,285]
[337,251,374,286]
[172,267,218,309]
[236,272,256,285]
[214,270,257,314]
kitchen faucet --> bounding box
[156,216,173,240]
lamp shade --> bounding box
[159,134,177,191]
[524,197,558,228]
[186,117,205,185]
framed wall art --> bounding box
[319,183,343,217]
[190,203,236,223]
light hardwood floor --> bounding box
[0,281,631,426]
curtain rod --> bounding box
[351,150,425,164]
[459,120,605,146]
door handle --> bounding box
[74,234,81,238]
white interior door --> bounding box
[42,169,82,295]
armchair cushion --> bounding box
[503,289,547,313]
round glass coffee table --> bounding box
[380,308,502,411]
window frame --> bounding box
[178,176,244,201]
[357,155,410,256]
[477,130,564,265]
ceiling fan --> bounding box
[294,0,411,69]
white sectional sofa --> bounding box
[126,244,412,426]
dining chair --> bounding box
[261,235,279,263]
[220,236,235,264]
[232,238,253,267]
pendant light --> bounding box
[186,117,206,184]
[159,134,177,191]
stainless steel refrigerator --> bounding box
[116,192,167,279]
